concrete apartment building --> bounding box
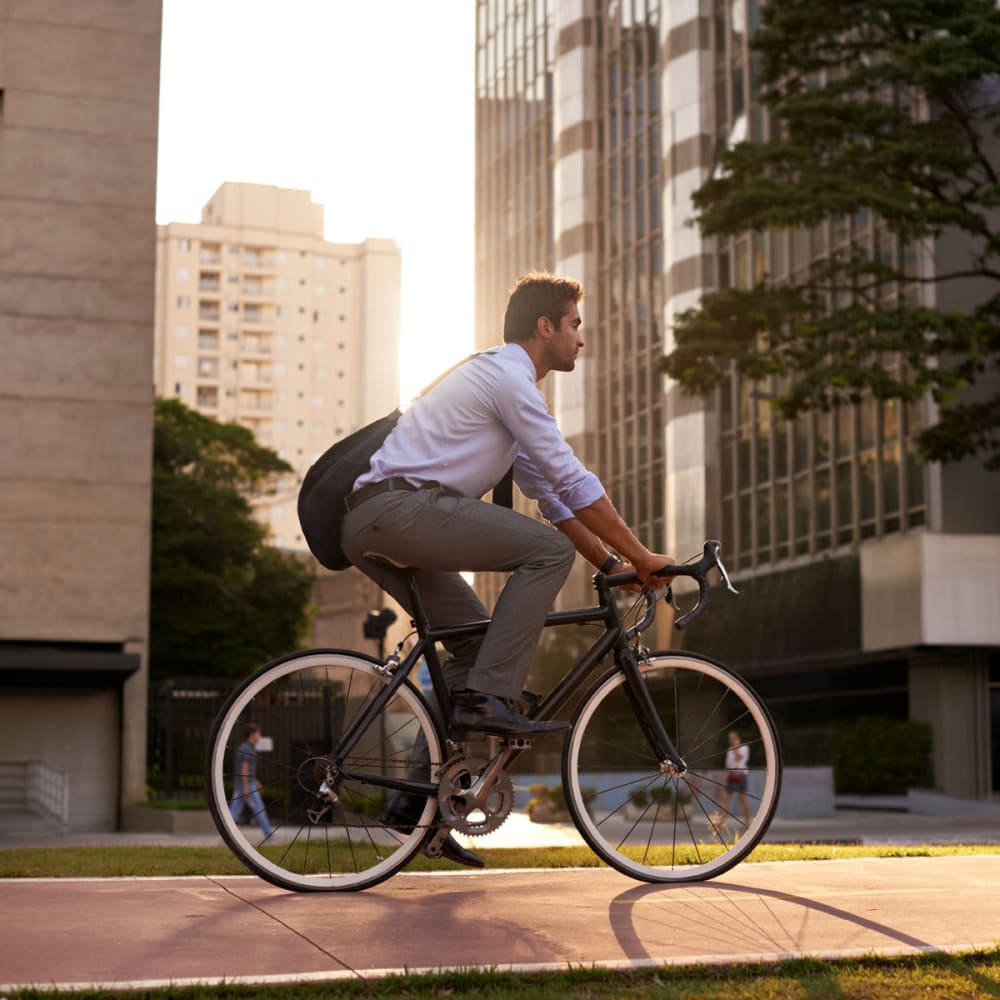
[155,182,401,553]
[0,2,161,831]
[474,0,1000,799]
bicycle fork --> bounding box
[620,647,687,777]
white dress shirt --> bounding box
[354,343,605,524]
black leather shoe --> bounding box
[379,793,485,869]
[437,834,486,868]
[451,689,571,739]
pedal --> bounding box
[422,826,451,859]
[499,736,532,750]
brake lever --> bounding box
[710,545,740,596]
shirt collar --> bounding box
[501,341,539,382]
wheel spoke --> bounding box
[564,654,781,883]
[206,651,441,892]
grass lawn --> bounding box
[1,951,999,999]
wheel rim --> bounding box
[565,654,781,882]
[207,651,441,891]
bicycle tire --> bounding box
[563,651,781,883]
[206,648,443,892]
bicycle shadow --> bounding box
[607,878,937,966]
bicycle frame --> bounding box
[332,573,686,800]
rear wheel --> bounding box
[206,649,442,891]
[563,651,781,883]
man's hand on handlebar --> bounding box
[632,551,675,588]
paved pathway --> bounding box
[1,855,997,990]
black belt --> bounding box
[344,477,430,512]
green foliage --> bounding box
[662,0,1000,469]
[150,397,314,679]
[833,716,934,794]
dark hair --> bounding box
[245,723,261,738]
[503,272,583,344]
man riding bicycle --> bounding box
[340,272,673,865]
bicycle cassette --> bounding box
[437,756,513,836]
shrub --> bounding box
[833,717,933,795]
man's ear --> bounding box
[535,315,553,340]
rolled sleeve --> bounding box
[497,373,605,522]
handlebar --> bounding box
[603,539,739,630]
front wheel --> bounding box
[206,649,443,891]
[563,651,781,883]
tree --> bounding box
[661,0,1000,469]
[150,398,314,679]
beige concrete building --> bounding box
[474,0,1000,799]
[155,182,401,550]
[0,1,161,832]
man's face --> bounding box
[547,301,583,372]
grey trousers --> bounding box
[341,485,576,700]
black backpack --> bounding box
[297,353,512,571]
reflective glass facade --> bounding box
[711,0,926,571]
[595,2,665,553]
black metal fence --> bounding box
[147,678,231,802]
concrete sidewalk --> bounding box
[1,856,997,990]
[2,805,999,851]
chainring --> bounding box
[436,755,513,836]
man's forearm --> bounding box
[555,516,609,568]
[572,495,648,565]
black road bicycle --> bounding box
[206,540,782,891]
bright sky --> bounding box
[155,0,476,402]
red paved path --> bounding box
[1,856,997,990]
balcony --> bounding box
[242,305,275,328]
[198,306,220,323]
[239,391,274,413]
[240,336,273,356]
[199,275,221,293]
[243,251,275,272]
[241,278,272,299]
[199,248,222,266]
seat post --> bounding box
[405,570,431,637]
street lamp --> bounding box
[362,607,397,662]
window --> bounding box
[175,354,188,368]
[197,386,219,407]
[176,295,190,309]
[175,325,189,338]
